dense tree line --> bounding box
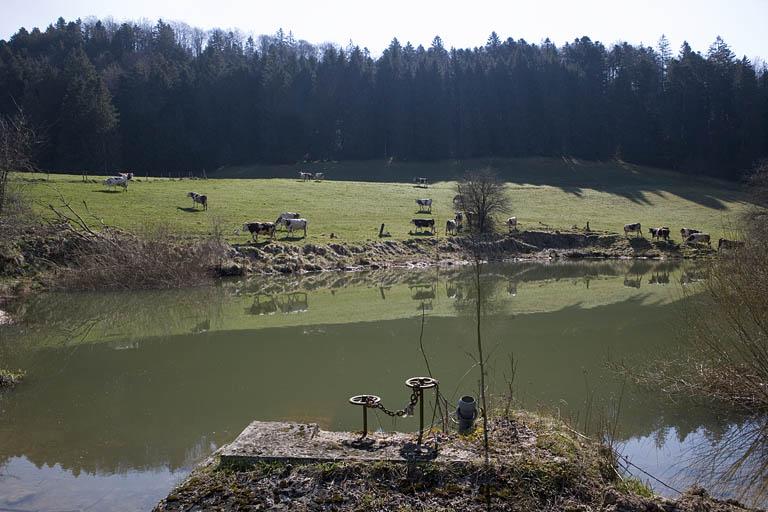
[0,17,766,179]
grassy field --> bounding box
[13,157,753,243]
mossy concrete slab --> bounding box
[219,421,481,466]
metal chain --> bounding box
[376,389,419,417]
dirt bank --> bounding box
[0,225,712,304]
[154,413,755,512]
[224,229,712,276]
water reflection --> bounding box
[1,259,764,510]
[685,418,768,506]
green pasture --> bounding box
[12,157,753,243]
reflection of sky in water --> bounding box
[622,428,704,497]
[0,261,764,510]
[0,456,188,512]
[622,422,768,508]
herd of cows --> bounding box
[99,171,742,251]
[622,222,744,250]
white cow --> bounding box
[445,219,458,235]
[680,227,701,241]
[284,218,308,238]
[507,217,518,233]
[685,233,711,246]
[104,176,129,191]
[275,212,301,230]
[416,198,433,213]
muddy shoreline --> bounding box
[221,228,712,277]
[0,226,712,312]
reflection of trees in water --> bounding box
[682,418,768,507]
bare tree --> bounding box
[455,169,512,464]
[456,168,511,236]
[0,109,37,214]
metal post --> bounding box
[348,395,380,440]
[418,387,424,445]
[405,377,438,448]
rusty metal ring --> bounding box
[348,395,382,407]
[405,377,438,389]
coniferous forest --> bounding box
[1,17,766,179]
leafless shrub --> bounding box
[454,170,512,464]
[0,108,39,215]
[456,168,511,237]
[683,241,768,410]
[50,224,227,291]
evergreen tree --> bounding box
[56,47,118,171]
[0,18,764,178]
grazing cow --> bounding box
[242,221,276,242]
[446,219,458,235]
[118,172,135,180]
[680,228,701,241]
[414,177,428,187]
[416,198,433,213]
[283,218,308,238]
[313,172,324,181]
[649,226,670,241]
[187,192,208,210]
[507,217,518,233]
[624,223,642,237]
[411,218,435,234]
[275,212,301,229]
[718,238,744,251]
[453,194,463,208]
[104,175,129,191]
[685,233,711,246]
[298,171,313,181]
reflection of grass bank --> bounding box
[154,411,751,512]
[4,262,690,351]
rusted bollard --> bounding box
[348,395,381,438]
[405,376,439,446]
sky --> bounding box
[2,0,767,61]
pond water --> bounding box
[0,260,764,511]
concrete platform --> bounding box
[218,421,482,467]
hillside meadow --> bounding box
[11,158,752,243]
